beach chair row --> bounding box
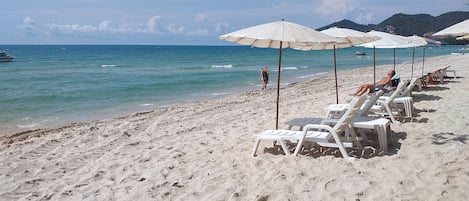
[252,77,427,162]
[418,65,456,88]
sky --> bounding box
[1,0,468,45]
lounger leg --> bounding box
[279,140,291,155]
[385,104,400,125]
[252,139,261,156]
[374,125,387,152]
[348,125,362,149]
[329,131,352,161]
[358,129,370,142]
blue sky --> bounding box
[1,0,468,45]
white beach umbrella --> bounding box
[219,19,349,129]
[407,35,431,78]
[320,27,380,103]
[321,27,381,46]
[360,30,411,48]
[433,19,469,37]
[360,31,417,84]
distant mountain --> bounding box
[317,11,469,44]
[318,19,374,32]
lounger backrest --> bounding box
[400,77,417,97]
[385,80,408,104]
[333,94,367,133]
[358,90,384,116]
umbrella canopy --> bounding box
[320,27,381,46]
[360,30,412,48]
[320,27,380,104]
[407,35,429,47]
[359,31,419,84]
[406,35,430,78]
[433,19,469,37]
[219,20,349,50]
[219,20,348,129]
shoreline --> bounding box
[1,45,464,137]
[0,53,460,138]
[0,54,468,200]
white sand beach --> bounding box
[0,53,468,200]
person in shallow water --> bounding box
[260,66,269,90]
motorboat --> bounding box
[0,49,14,62]
[355,51,366,56]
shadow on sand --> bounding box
[431,132,469,145]
[259,130,407,160]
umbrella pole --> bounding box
[276,42,283,130]
[393,48,396,71]
[411,47,415,78]
[373,46,376,85]
[422,47,426,78]
[334,45,338,104]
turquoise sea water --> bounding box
[0,45,466,134]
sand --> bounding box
[0,53,468,201]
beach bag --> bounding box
[391,73,400,87]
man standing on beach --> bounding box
[260,66,269,90]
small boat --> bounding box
[0,49,14,62]
[355,51,366,56]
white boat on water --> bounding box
[0,49,14,62]
[355,51,366,56]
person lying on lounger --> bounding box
[349,70,396,96]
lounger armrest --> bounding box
[303,124,335,134]
[376,99,386,106]
[320,119,339,127]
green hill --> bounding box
[317,11,469,44]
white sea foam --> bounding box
[17,123,42,128]
[282,67,298,70]
[211,64,233,68]
[211,92,230,96]
[297,72,328,79]
[140,103,154,107]
[101,64,117,67]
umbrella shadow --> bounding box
[353,130,406,158]
[261,130,406,159]
[412,93,442,102]
[431,132,469,145]
[420,86,450,92]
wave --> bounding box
[297,72,328,79]
[17,116,58,128]
[140,103,154,107]
[270,66,299,72]
[101,64,117,67]
[211,64,233,68]
[211,92,230,96]
[282,66,298,70]
[17,123,42,128]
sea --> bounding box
[0,45,467,134]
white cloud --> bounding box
[99,21,111,31]
[215,22,229,33]
[195,13,207,22]
[15,14,217,42]
[44,23,97,34]
[167,24,184,34]
[188,28,209,36]
[355,12,374,24]
[23,17,36,25]
[146,16,161,33]
[316,0,354,19]
[17,17,39,35]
